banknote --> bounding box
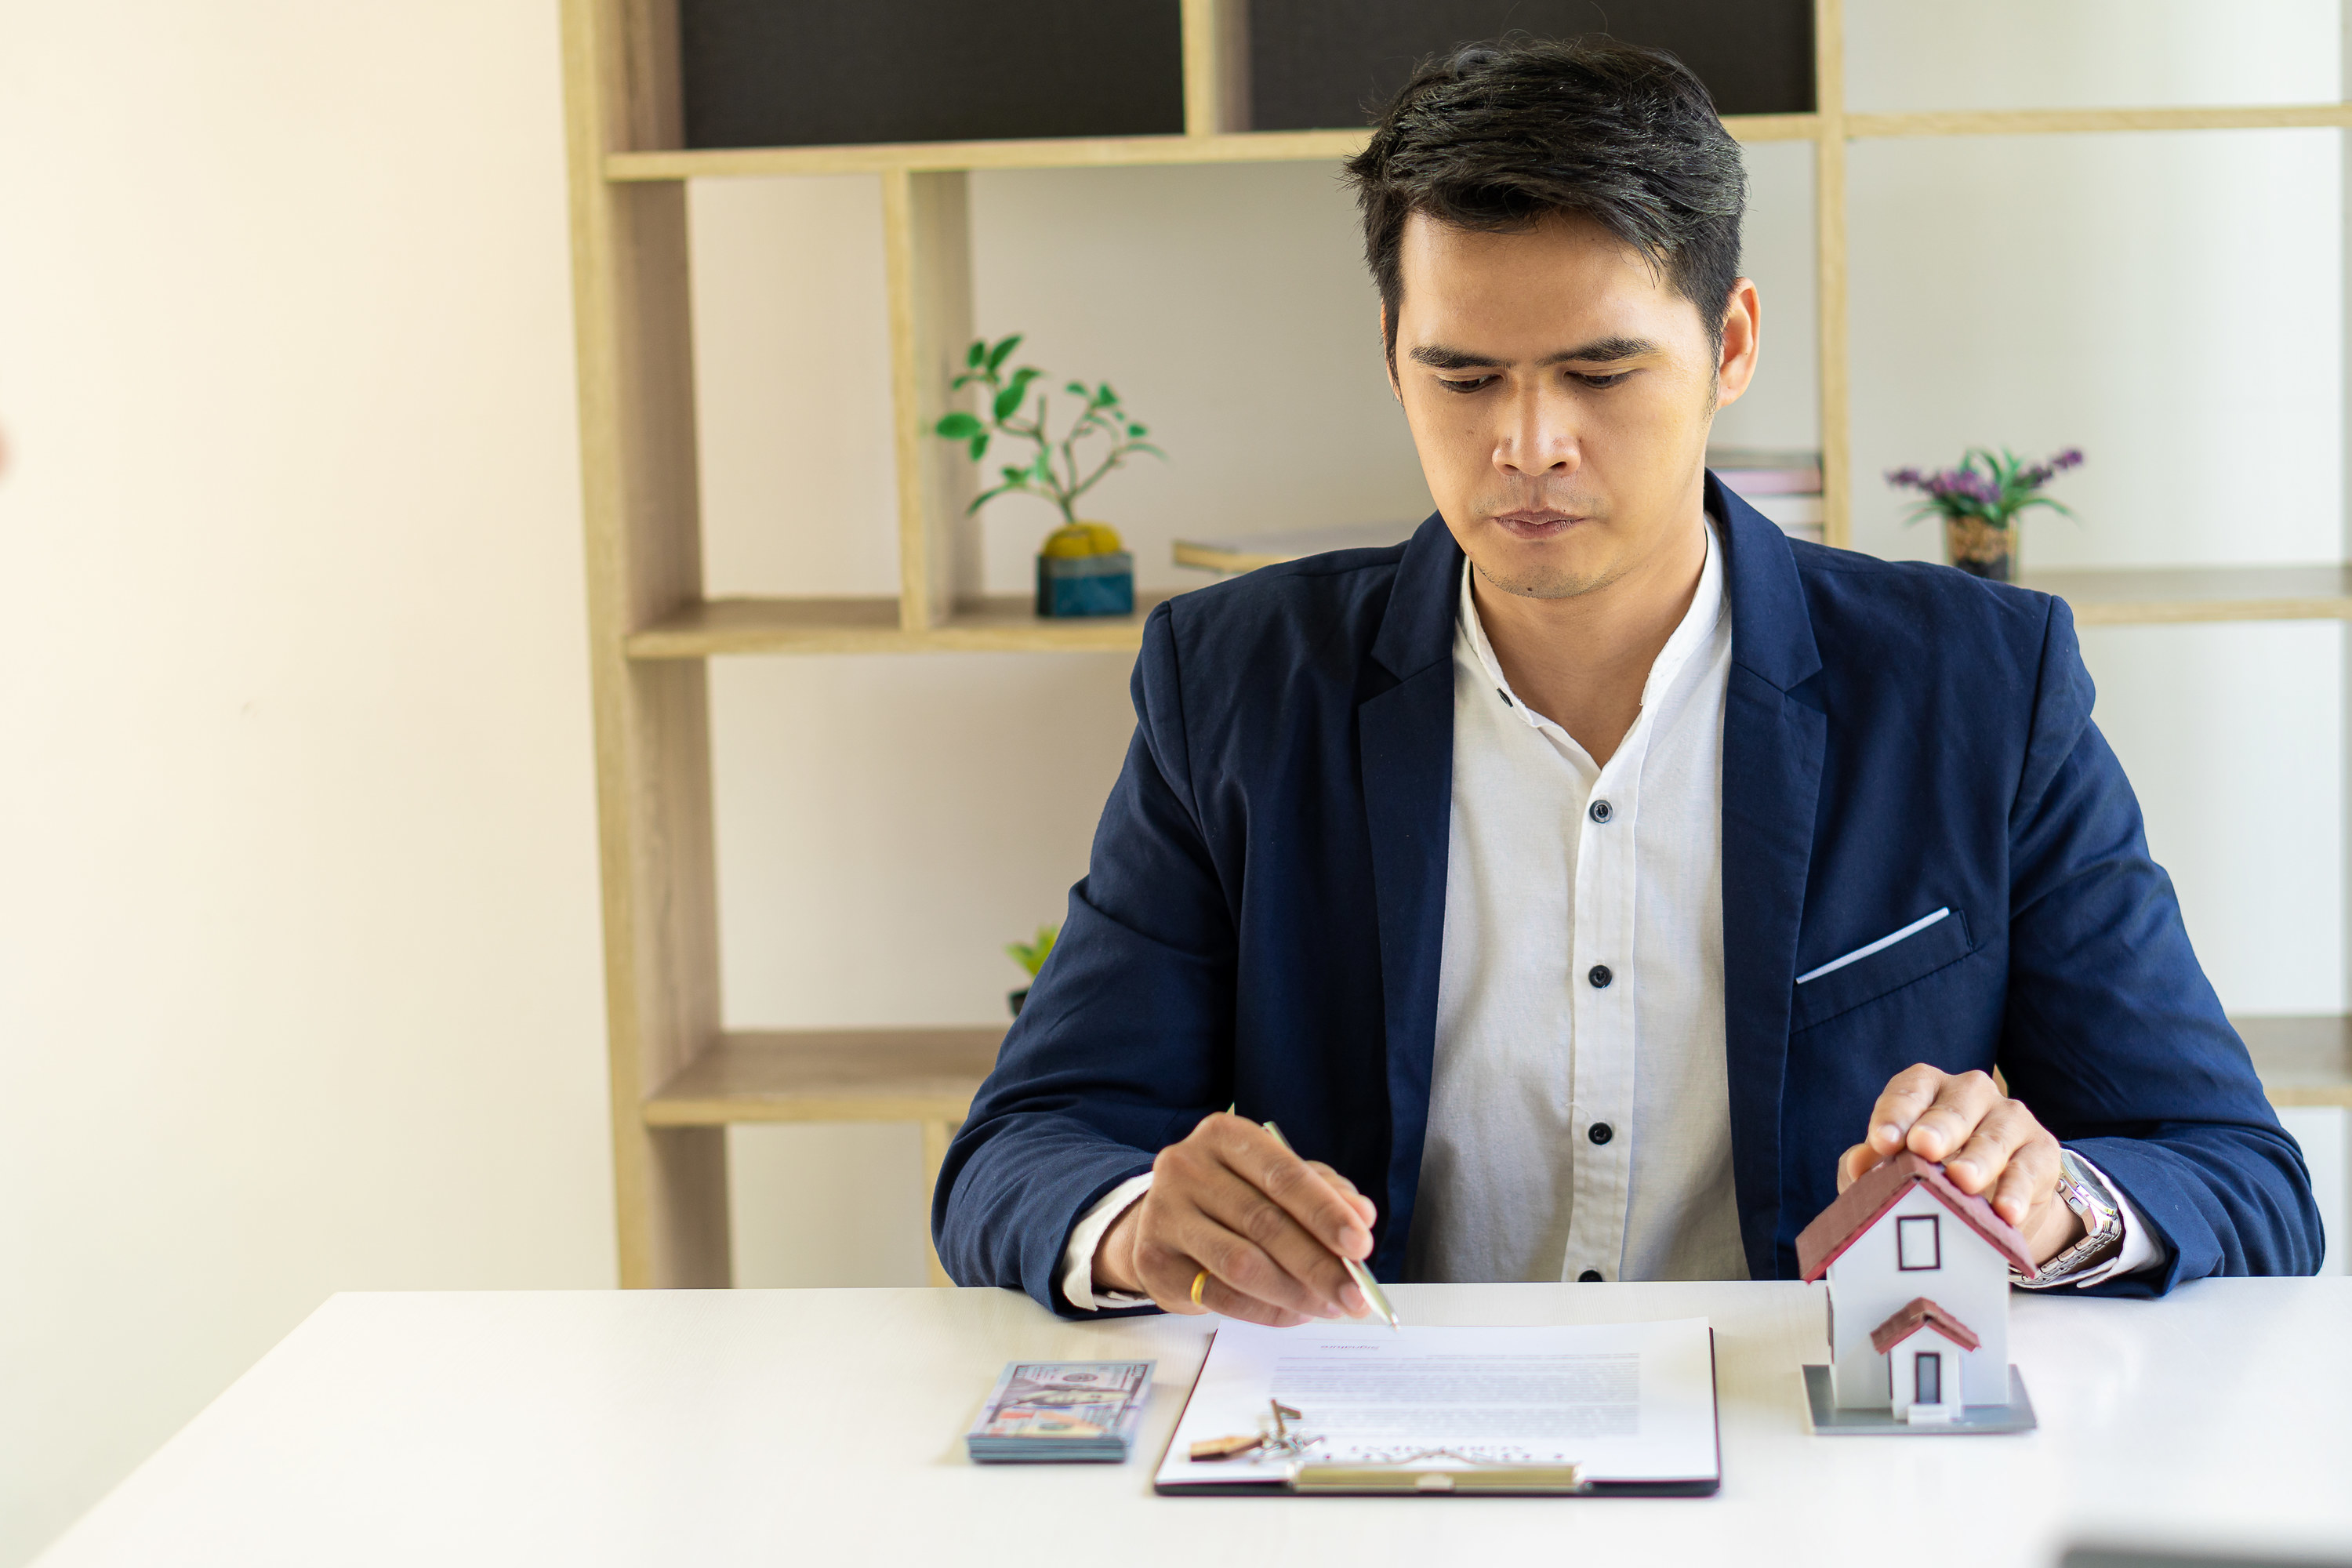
[967,1359,1156,1463]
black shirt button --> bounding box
[1577,1269,1603,1283]
[1588,964,1613,988]
[1588,1122,1614,1145]
[1588,799,1613,823]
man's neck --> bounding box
[1468,508,1710,765]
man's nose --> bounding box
[1493,386,1579,477]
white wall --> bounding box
[0,4,612,1563]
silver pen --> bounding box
[1261,1120,1402,1331]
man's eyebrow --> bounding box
[1406,336,1663,371]
[1543,336,1661,365]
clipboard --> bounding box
[1152,1328,1722,1497]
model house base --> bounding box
[1802,1364,2038,1435]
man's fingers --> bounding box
[1862,1064,1948,1156]
[1305,1160,1379,1228]
[1941,1098,2037,1193]
[1900,1070,2002,1162]
[1190,1162,1362,1316]
[1143,1160,1350,1319]
[1194,1270,1313,1328]
[1836,1142,1879,1192]
[1232,1127,1376,1260]
[1129,1232,1212,1315]
[1987,1130,2061,1229]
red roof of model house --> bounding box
[1868,1295,1982,1355]
[1794,1151,2035,1280]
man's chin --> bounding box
[1469,546,1622,602]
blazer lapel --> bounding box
[1712,477,1828,1280]
[1359,514,1462,1279]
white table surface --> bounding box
[37,1279,2352,1568]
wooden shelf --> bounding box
[617,568,2352,662]
[2238,1016,2352,1110]
[605,114,1820,182]
[638,1016,2348,1127]
[2020,564,2352,626]
[1849,103,2352,140]
[644,1029,1005,1125]
[602,104,2352,184]
[625,591,1181,657]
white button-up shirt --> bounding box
[1406,521,1744,1283]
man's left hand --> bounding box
[1837,1065,2085,1266]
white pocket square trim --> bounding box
[1795,907,1952,985]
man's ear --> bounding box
[1379,302,1401,402]
[1713,278,1762,410]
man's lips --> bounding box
[1489,510,1588,539]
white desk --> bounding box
[38,1280,2352,1567]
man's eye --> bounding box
[1573,372,1632,389]
[1438,376,1497,394]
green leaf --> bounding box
[1065,381,1088,396]
[1001,465,1031,485]
[1125,423,1147,437]
[968,434,989,461]
[1006,924,1059,978]
[986,334,1023,372]
[1127,443,1167,459]
[968,339,988,368]
[993,368,1043,424]
[935,411,984,439]
[1094,383,1117,406]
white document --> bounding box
[1156,1318,1718,1490]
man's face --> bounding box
[1388,211,1754,601]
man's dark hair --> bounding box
[1343,37,1748,370]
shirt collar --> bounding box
[1456,517,1726,731]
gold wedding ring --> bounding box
[1190,1268,1210,1306]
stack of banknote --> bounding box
[966,1359,1156,1464]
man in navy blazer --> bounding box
[935,38,2321,1321]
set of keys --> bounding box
[1188,1399,1319,1462]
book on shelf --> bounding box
[1706,446,1821,495]
[1172,521,1419,575]
[1708,446,1823,543]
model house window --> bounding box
[1896,1214,1941,1270]
[1915,1351,1941,1406]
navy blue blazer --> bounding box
[935,481,2322,1315]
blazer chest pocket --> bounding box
[1790,907,1976,1032]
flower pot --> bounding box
[1944,516,2015,583]
[1036,521,1135,616]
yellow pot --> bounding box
[1041,521,1126,557]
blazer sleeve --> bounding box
[1998,596,2324,1294]
[931,600,1236,1316]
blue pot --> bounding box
[1036,550,1135,618]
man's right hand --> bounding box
[1093,1112,1380,1327]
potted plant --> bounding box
[1886,447,2082,583]
[934,335,1164,617]
[1005,924,1057,1018]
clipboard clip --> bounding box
[1189,1404,1589,1494]
[1290,1455,1590,1495]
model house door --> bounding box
[1915,1350,1942,1406]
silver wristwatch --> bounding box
[2015,1149,2124,1287]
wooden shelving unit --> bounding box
[559,0,2352,1287]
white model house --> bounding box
[1795,1152,2035,1415]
